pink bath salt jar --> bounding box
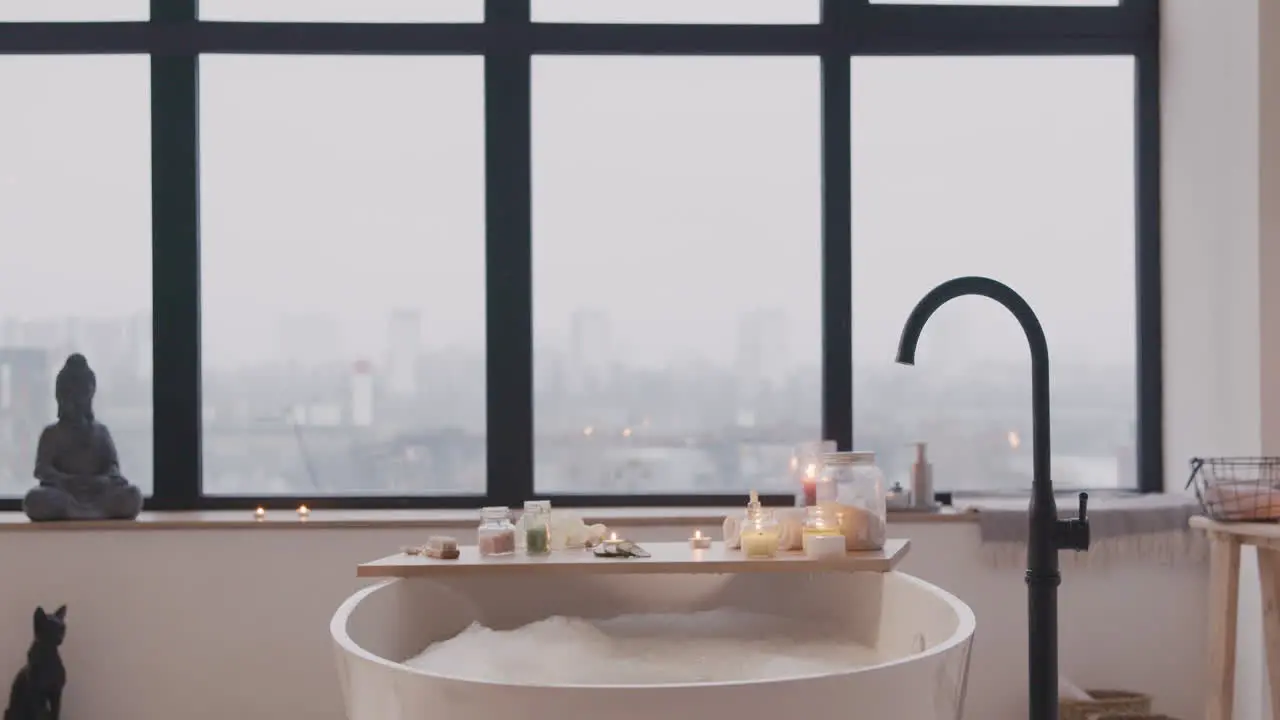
[477,506,517,557]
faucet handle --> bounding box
[1056,492,1091,552]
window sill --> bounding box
[0,505,978,531]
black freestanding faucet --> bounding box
[894,276,1090,720]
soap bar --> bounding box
[424,536,460,560]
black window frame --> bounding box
[0,0,1162,511]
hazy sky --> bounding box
[0,0,1134,377]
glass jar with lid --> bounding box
[477,507,517,557]
[514,499,552,550]
[819,450,887,551]
[523,500,551,555]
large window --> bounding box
[532,56,821,495]
[851,56,1137,492]
[0,56,153,496]
[199,56,486,497]
[0,0,1161,510]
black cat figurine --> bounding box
[4,606,67,720]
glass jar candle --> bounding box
[477,507,517,557]
[523,500,551,555]
[801,503,842,552]
[820,450,888,551]
[740,509,781,559]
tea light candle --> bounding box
[297,505,310,521]
[689,529,712,550]
[254,507,266,521]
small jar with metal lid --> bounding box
[523,500,551,555]
[477,507,517,557]
[819,450,887,551]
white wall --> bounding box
[0,520,1205,720]
[1163,0,1280,716]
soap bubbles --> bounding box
[405,609,881,686]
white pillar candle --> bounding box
[805,533,846,559]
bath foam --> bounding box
[404,608,885,686]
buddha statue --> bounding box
[23,354,143,522]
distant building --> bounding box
[0,347,51,490]
[351,360,375,427]
[385,308,422,397]
[568,309,612,394]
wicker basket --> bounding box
[1059,690,1152,720]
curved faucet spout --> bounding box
[894,276,1048,373]
[894,275,1052,508]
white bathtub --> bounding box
[332,570,975,720]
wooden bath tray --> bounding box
[357,538,909,578]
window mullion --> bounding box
[821,0,854,452]
[150,0,201,509]
[484,0,534,506]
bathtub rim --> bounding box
[331,570,977,691]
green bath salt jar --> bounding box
[524,500,550,555]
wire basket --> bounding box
[1187,457,1280,522]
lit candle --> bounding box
[689,529,712,550]
[608,531,619,543]
[297,505,310,521]
[254,507,266,521]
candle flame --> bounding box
[804,462,818,479]
[608,531,619,542]
[1007,431,1021,450]
[297,505,310,516]
[694,530,703,539]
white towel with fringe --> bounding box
[969,492,1207,568]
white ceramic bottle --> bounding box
[909,442,936,511]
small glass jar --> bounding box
[740,509,781,559]
[523,500,551,555]
[477,507,517,557]
[514,499,551,550]
[820,450,887,551]
[801,503,842,552]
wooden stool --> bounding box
[1191,516,1280,720]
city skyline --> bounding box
[0,303,1135,494]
